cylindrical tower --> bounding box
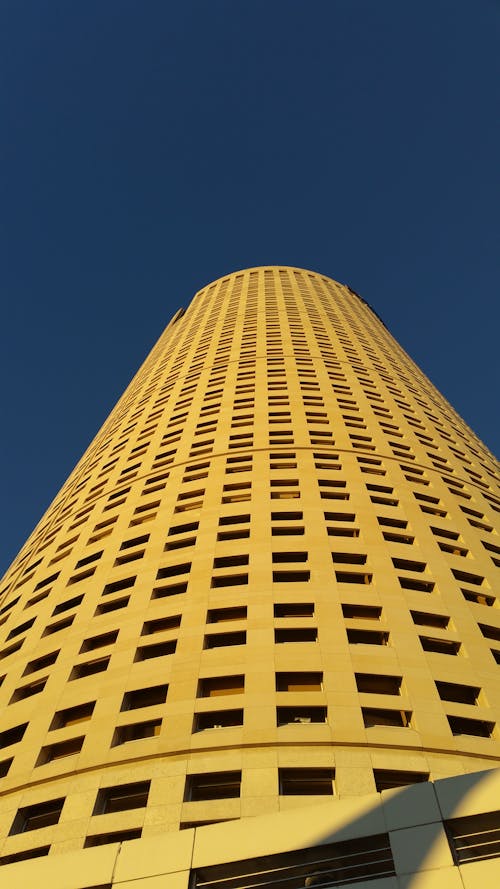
[0,267,499,862]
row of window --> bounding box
[0,672,494,778]
[4,772,499,870]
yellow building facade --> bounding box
[0,267,499,887]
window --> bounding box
[479,623,500,643]
[347,629,389,645]
[80,630,119,652]
[70,656,110,679]
[274,603,314,618]
[447,715,494,738]
[332,552,367,565]
[362,708,412,728]
[95,596,130,614]
[446,810,500,864]
[342,604,381,620]
[10,798,65,834]
[274,628,317,643]
[93,781,150,815]
[213,554,249,569]
[190,833,395,889]
[121,684,168,711]
[37,736,84,765]
[10,677,47,703]
[336,570,372,584]
[420,636,461,655]
[0,757,13,777]
[273,570,310,582]
[355,674,401,695]
[451,568,485,587]
[102,576,136,595]
[436,681,480,705]
[134,640,177,660]
[23,650,59,674]
[204,631,246,649]
[374,770,428,791]
[51,594,84,616]
[411,611,449,629]
[50,702,95,729]
[185,771,241,801]
[398,577,434,592]
[276,672,323,692]
[141,615,181,634]
[193,710,244,731]
[461,589,496,607]
[207,606,247,623]
[0,722,27,749]
[277,706,327,726]
[152,582,187,599]
[6,617,36,640]
[85,828,142,847]
[279,768,334,795]
[112,719,162,745]
[75,550,103,569]
[198,676,244,697]
[211,570,249,588]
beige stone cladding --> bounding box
[0,267,499,864]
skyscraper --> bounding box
[0,267,499,887]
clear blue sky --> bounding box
[1,0,499,574]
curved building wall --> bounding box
[0,266,499,862]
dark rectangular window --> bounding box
[276,672,323,692]
[112,719,162,745]
[80,630,119,652]
[207,606,247,623]
[447,715,494,738]
[274,603,314,617]
[10,677,47,703]
[70,656,110,679]
[84,828,142,847]
[374,770,428,791]
[94,596,130,615]
[347,629,388,645]
[102,577,136,595]
[198,676,244,698]
[50,702,95,730]
[279,768,334,795]
[152,582,187,599]
[445,810,500,864]
[23,650,59,675]
[204,632,246,649]
[335,571,372,584]
[37,736,84,765]
[411,611,449,629]
[52,594,84,616]
[420,637,461,655]
[190,833,395,889]
[355,674,401,695]
[10,798,65,834]
[273,570,310,583]
[362,708,411,728]
[275,628,317,643]
[0,722,27,749]
[121,684,168,711]
[342,604,381,620]
[193,710,244,731]
[134,640,177,661]
[6,617,36,640]
[436,681,480,705]
[141,615,181,635]
[93,781,150,815]
[185,771,241,801]
[277,706,327,726]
